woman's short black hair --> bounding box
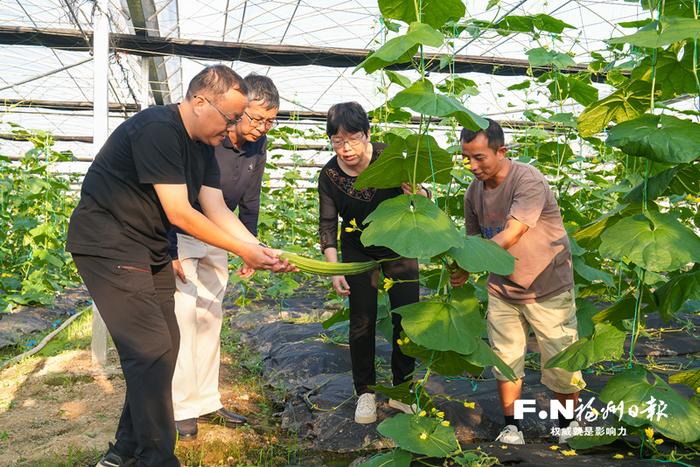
[326,102,370,138]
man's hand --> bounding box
[240,244,281,270]
[450,267,470,288]
[402,182,428,197]
[268,250,299,273]
[237,265,256,279]
[172,259,187,282]
[332,275,350,296]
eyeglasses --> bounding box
[196,95,242,127]
[244,111,277,129]
[330,134,366,148]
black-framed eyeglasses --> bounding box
[330,133,366,148]
[244,110,277,129]
[196,95,242,127]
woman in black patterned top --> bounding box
[318,102,427,424]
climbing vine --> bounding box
[338,0,700,465]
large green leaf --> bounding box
[668,368,700,391]
[377,413,459,457]
[436,77,479,97]
[641,0,696,18]
[573,205,630,249]
[599,365,700,443]
[546,73,598,106]
[357,22,443,73]
[357,449,412,467]
[400,340,485,377]
[545,322,626,371]
[667,163,700,196]
[576,299,598,338]
[526,47,576,68]
[385,70,412,88]
[573,256,614,287]
[567,434,618,450]
[654,269,700,322]
[355,134,453,189]
[592,290,658,323]
[390,79,488,130]
[631,47,697,100]
[322,307,349,329]
[609,16,700,48]
[599,210,700,272]
[462,338,517,381]
[577,80,651,137]
[606,114,700,164]
[378,0,465,29]
[372,381,430,408]
[496,14,575,34]
[369,104,413,123]
[622,166,680,203]
[448,235,514,275]
[530,141,575,165]
[361,195,463,258]
[393,299,483,354]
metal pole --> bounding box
[140,57,150,109]
[91,0,110,367]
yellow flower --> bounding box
[383,277,395,291]
[549,445,560,451]
[431,408,437,413]
[686,194,694,201]
[627,452,634,456]
[441,420,450,427]
[571,376,585,388]
[463,401,476,409]
[561,449,577,456]
[654,438,663,445]
[695,386,700,394]
[345,218,360,233]
[396,338,403,346]
[419,432,428,440]
[403,336,410,344]
[436,411,445,419]
[613,454,624,459]
[644,427,654,439]
[464,163,472,170]
[419,410,427,417]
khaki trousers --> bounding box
[171,234,229,421]
[486,290,586,394]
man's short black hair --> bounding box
[185,64,248,101]
[460,118,504,151]
[244,73,279,110]
[326,102,369,138]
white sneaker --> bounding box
[558,420,581,445]
[495,424,525,444]
[388,398,417,414]
[355,393,377,424]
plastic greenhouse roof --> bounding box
[0,0,674,158]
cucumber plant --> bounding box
[348,0,700,464]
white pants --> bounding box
[171,234,229,421]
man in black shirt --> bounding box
[167,74,279,438]
[67,65,287,467]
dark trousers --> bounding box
[73,255,180,467]
[343,247,417,395]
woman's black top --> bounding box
[318,142,402,259]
